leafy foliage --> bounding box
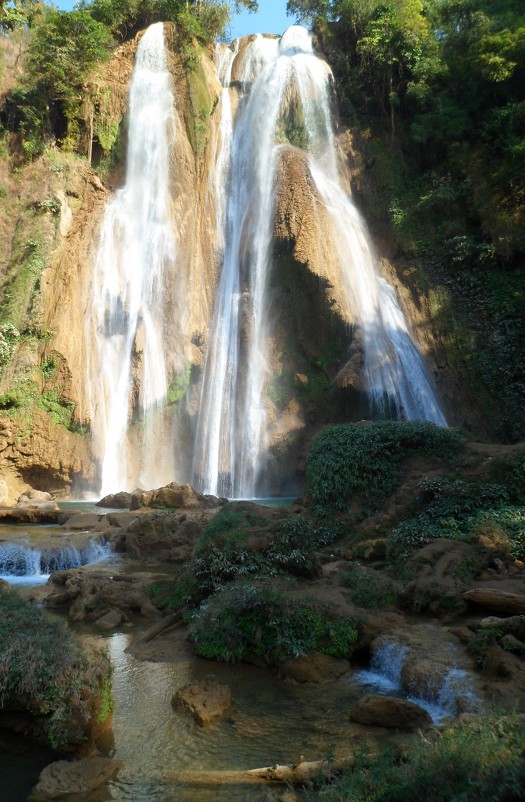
[306,420,462,517]
[340,567,397,608]
[305,711,525,802]
[189,583,359,663]
[0,588,110,748]
[388,474,525,560]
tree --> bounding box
[0,0,42,32]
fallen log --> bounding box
[463,589,525,616]
[167,756,358,786]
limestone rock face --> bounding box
[28,757,122,801]
[349,694,432,728]
[44,571,160,622]
[0,410,94,504]
[114,509,209,563]
[174,677,232,726]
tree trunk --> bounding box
[167,756,360,786]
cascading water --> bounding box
[356,638,481,722]
[193,26,445,499]
[192,35,280,498]
[86,22,178,496]
[0,537,112,586]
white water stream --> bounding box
[192,27,446,499]
[0,537,112,586]
[86,22,177,496]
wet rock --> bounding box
[401,657,449,701]
[349,695,432,728]
[0,507,64,524]
[94,609,124,630]
[479,615,525,639]
[280,652,350,684]
[500,634,525,654]
[45,571,160,622]
[63,512,111,531]
[463,588,525,615]
[116,510,206,562]
[174,677,231,726]
[28,756,122,801]
[97,491,133,508]
[131,482,219,510]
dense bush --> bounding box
[188,583,359,663]
[340,567,397,609]
[305,711,525,802]
[306,421,462,517]
[0,588,110,748]
[388,475,525,560]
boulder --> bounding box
[94,609,124,630]
[96,491,133,509]
[479,615,525,640]
[131,482,220,510]
[173,677,231,726]
[463,589,525,615]
[117,510,206,563]
[280,652,350,684]
[45,571,160,622]
[349,695,432,728]
[17,488,53,503]
[63,513,111,531]
[28,757,122,801]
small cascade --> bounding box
[0,538,113,586]
[356,638,480,722]
[86,22,178,496]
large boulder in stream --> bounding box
[96,491,134,509]
[28,757,122,801]
[349,695,432,728]
[130,482,223,510]
[173,677,232,726]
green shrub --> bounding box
[197,503,270,550]
[0,323,20,370]
[0,588,109,748]
[305,712,525,802]
[147,571,197,611]
[341,568,397,609]
[306,421,462,517]
[189,583,359,664]
[388,476,525,561]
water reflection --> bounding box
[88,633,368,801]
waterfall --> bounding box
[192,35,280,498]
[85,24,445,500]
[192,26,445,499]
[86,22,178,496]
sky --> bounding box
[229,1,292,40]
[52,1,295,41]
